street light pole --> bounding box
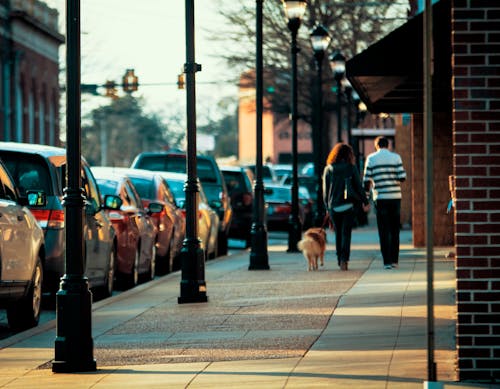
[309,24,331,227]
[52,0,96,373]
[178,0,207,304]
[329,50,346,144]
[282,0,306,253]
[249,0,269,270]
[343,78,353,147]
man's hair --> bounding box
[375,136,389,149]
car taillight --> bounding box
[275,205,291,214]
[30,209,65,229]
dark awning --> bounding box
[346,0,451,114]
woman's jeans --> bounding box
[374,199,401,266]
[330,208,354,265]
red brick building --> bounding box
[347,0,499,381]
[0,0,64,145]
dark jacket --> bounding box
[323,162,368,210]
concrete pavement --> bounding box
[0,226,495,388]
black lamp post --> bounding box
[52,0,96,373]
[342,78,353,147]
[178,0,207,304]
[249,0,269,270]
[282,0,306,253]
[309,24,330,227]
[329,50,345,143]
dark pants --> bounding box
[374,199,401,266]
[330,208,354,265]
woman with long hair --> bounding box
[323,143,370,270]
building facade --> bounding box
[347,0,499,381]
[0,0,64,145]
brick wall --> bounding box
[411,113,454,247]
[452,0,500,381]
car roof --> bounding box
[90,167,131,182]
[93,166,159,180]
[0,142,65,157]
[157,171,187,182]
[219,165,246,172]
[134,150,215,161]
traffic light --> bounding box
[177,73,185,89]
[104,80,118,99]
[122,68,138,93]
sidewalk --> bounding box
[0,226,494,388]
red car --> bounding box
[91,167,161,289]
[105,168,186,274]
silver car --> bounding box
[0,160,45,330]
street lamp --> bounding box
[329,50,346,143]
[342,78,353,147]
[52,0,96,373]
[249,0,269,270]
[309,24,330,227]
[178,0,207,304]
[282,0,306,253]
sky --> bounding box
[44,0,241,125]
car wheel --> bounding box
[128,245,140,288]
[155,241,171,276]
[149,242,157,280]
[103,245,116,298]
[217,231,228,256]
[7,257,43,331]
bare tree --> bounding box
[209,0,409,122]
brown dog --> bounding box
[297,227,327,271]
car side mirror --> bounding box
[26,190,46,207]
[103,194,122,210]
[148,202,163,214]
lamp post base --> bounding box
[287,219,302,253]
[249,223,269,270]
[52,276,96,373]
[178,243,208,304]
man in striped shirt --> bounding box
[363,136,406,270]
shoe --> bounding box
[391,263,399,269]
[341,262,348,271]
[384,265,392,270]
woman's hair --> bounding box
[326,143,355,165]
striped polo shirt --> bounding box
[363,148,406,200]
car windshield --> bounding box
[0,154,53,196]
[164,179,185,202]
[129,177,154,199]
[135,155,217,184]
[221,171,244,194]
[95,179,119,196]
[265,186,290,202]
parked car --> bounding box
[96,167,185,275]
[244,163,277,184]
[131,151,232,257]
[220,165,254,247]
[0,142,118,297]
[270,164,293,181]
[264,183,312,232]
[0,159,46,330]
[91,167,161,288]
[280,174,318,228]
[160,172,219,260]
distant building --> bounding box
[0,0,64,145]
